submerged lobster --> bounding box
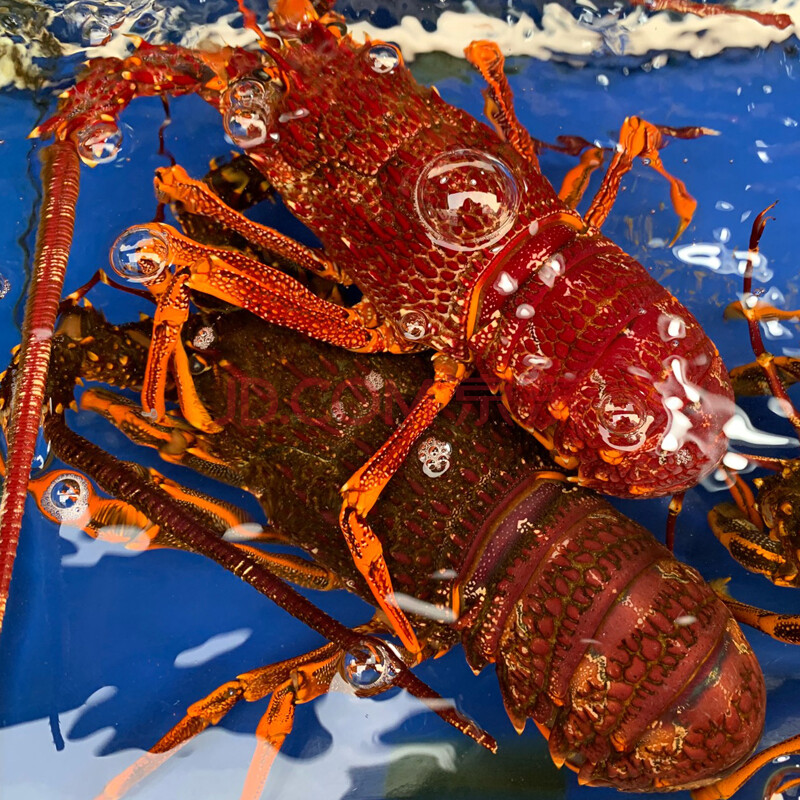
[9,0,741,655]
[9,298,766,798]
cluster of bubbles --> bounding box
[339,640,397,695]
[414,149,520,252]
[40,473,91,524]
[110,225,169,283]
[222,78,276,150]
[417,436,452,478]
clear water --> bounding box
[1,3,799,799]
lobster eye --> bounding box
[110,225,169,284]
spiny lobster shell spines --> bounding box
[240,19,734,498]
[53,307,763,792]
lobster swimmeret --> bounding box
[24,0,738,652]
[24,302,764,795]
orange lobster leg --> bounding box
[711,582,800,645]
[96,642,343,800]
[558,146,606,209]
[132,222,409,432]
[154,165,349,283]
[464,41,539,170]
[340,354,469,654]
[585,117,713,243]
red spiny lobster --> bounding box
[6,298,770,798]
[5,0,744,656]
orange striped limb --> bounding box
[154,165,349,283]
[708,494,800,587]
[95,642,344,800]
[710,579,800,645]
[340,354,469,655]
[134,222,411,433]
[464,41,539,170]
[80,387,228,469]
[558,145,606,209]
[692,734,800,800]
[585,116,714,244]
[26,459,341,589]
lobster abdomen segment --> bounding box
[460,483,764,791]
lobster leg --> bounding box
[133,223,410,432]
[154,165,349,283]
[28,455,344,590]
[557,146,606,209]
[710,581,800,645]
[340,353,469,654]
[464,41,539,170]
[584,116,712,243]
[96,641,344,800]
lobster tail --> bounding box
[456,479,765,791]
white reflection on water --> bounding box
[0,681,457,800]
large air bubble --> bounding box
[414,149,520,252]
[110,226,169,284]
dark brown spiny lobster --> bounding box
[5,297,782,799]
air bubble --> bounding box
[414,149,520,252]
[41,473,90,524]
[418,436,452,478]
[516,353,552,386]
[398,309,428,341]
[596,390,649,449]
[223,108,270,149]
[75,121,122,166]
[340,641,397,695]
[192,326,216,350]
[367,43,401,73]
[515,303,535,319]
[224,79,267,110]
[110,226,169,284]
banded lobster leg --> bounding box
[463,39,713,238]
[21,458,344,591]
[95,627,408,800]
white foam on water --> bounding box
[32,0,799,76]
